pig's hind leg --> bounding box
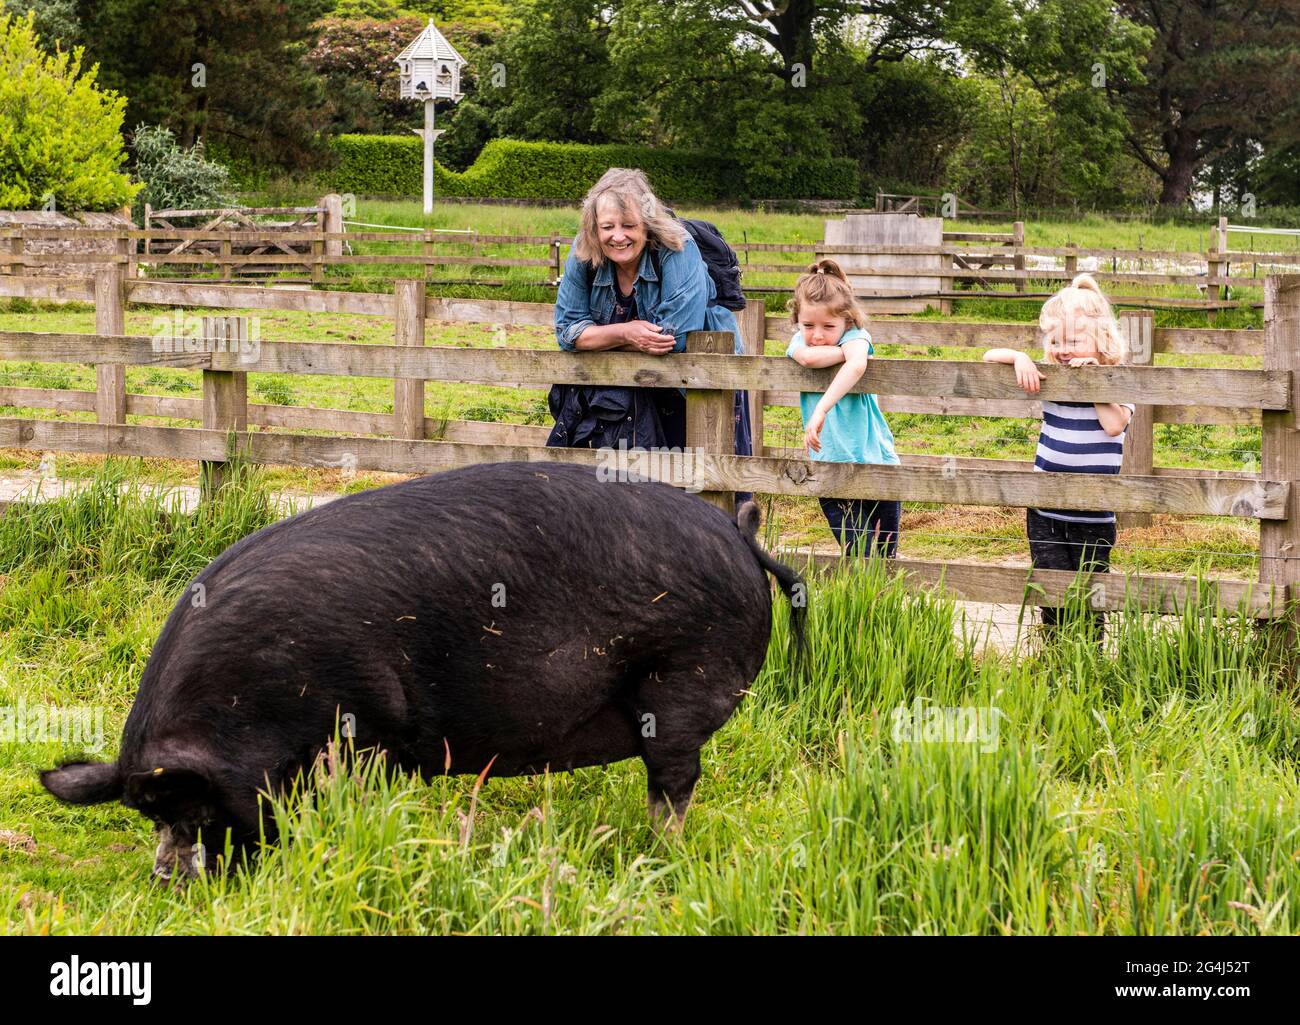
[629,659,748,831]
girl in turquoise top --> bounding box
[785,259,901,557]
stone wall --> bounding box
[0,209,133,277]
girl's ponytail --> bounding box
[789,258,868,329]
[806,259,851,285]
[1070,272,1102,293]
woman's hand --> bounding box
[1012,352,1045,394]
[622,320,676,355]
[805,409,827,454]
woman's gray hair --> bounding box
[574,168,688,267]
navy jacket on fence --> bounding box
[546,384,672,450]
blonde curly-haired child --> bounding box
[983,274,1134,639]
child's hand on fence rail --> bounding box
[805,409,826,453]
[982,347,1045,394]
[1011,352,1045,393]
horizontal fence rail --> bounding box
[1,269,1298,627]
[0,417,1284,522]
[0,332,1286,409]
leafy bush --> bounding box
[129,125,233,223]
[744,155,859,201]
[0,11,140,211]
[330,136,856,201]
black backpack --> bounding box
[582,209,747,312]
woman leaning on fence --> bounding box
[548,167,752,463]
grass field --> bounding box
[2,466,1298,935]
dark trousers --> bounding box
[819,497,901,558]
[1026,508,1115,638]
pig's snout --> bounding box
[151,825,205,885]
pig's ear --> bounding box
[41,761,124,805]
[125,766,213,814]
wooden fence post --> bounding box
[121,228,138,281]
[685,330,735,516]
[423,230,433,282]
[1118,309,1155,529]
[94,262,126,426]
[1260,275,1300,644]
[320,193,343,259]
[1013,221,1025,293]
[200,316,249,501]
[940,247,954,314]
[1064,243,1078,278]
[393,278,426,440]
[1207,215,1229,325]
[738,298,766,456]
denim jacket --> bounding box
[554,234,743,355]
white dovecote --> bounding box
[394,20,467,214]
[396,18,466,102]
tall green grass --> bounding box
[2,468,1298,934]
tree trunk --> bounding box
[767,0,817,80]
[1157,125,1200,207]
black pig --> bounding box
[40,461,805,879]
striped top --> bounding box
[1033,400,1136,524]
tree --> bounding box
[851,57,979,192]
[327,0,516,27]
[2,0,78,49]
[950,0,1150,212]
[74,0,335,171]
[732,1,953,81]
[485,0,613,143]
[309,15,428,134]
[1255,143,1300,207]
[1108,0,1300,207]
[0,11,139,210]
[595,0,858,192]
[617,0,1146,210]
[308,14,500,167]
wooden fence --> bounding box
[141,204,328,281]
[5,208,1300,312]
[0,267,1298,630]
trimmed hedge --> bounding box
[330,136,857,201]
